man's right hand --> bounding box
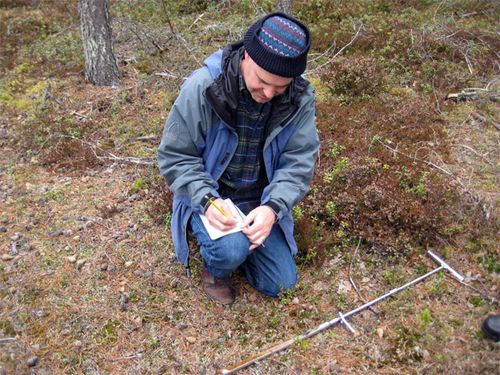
[205,198,238,231]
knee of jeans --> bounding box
[263,271,297,297]
[222,247,248,269]
[208,235,249,269]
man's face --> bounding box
[240,51,293,103]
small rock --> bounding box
[1,254,14,261]
[125,261,133,268]
[73,340,83,349]
[67,255,77,263]
[11,233,21,241]
[76,259,86,270]
[185,336,197,344]
[108,264,117,273]
[362,277,370,283]
[27,356,39,367]
[376,327,384,338]
[337,280,352,294]
[99,263,108,271]
[292,297,300,305]
[119,293,129,311]
[48,230,64,238]
[177,323,188,330]
[73,235,81,241]
[128,194,139,202]
[0,226,6,233]
[61,328,71,336]
[9,242,19,256]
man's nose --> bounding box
[263,87,275,100]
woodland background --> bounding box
[0,0,498,374]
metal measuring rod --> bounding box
[219,250,464,374]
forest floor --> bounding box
[1,1,499,374]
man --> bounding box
[158,12,319,305]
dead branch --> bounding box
[446,87,499,102]
[0,337,17,343]
[39,134,155,166]
[455,144,493,166]
[154,71,179,79]
[70,110,90,120]
[450,276,499,306]
[305,22,364,75]
[187,13,205,31]
[133,135,157,142]
[160,0,200,66]
[376,139,492,219]
[348,237,378,315]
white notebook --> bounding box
[199,198,246,240]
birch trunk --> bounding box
[79,0,121,86]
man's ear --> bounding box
[243,50,249,60]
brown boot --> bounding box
[201,268,235,305]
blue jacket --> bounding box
[158,43,319,266]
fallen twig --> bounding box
[0,337,17,343]
[348,237,378,315]
[38,134,155,166]
[445,87,499,102]
[154,71,179,79]
[70,110,90,120]
[376,139,492,219]
[455,144,493,165]
[187,13,205,31]
[305,22,363,75]
[450,275,499,306]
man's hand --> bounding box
[241,205,276,250]
[205,198,238,231]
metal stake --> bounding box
[339,311,356,334]
[219,250,464,374]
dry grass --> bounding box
[1,1,499,374]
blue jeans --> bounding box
[189,214,297,297]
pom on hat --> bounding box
[244,12,311,78]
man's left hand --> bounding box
[241,205,276,250]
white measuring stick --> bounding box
[427,249,464,282]
[219,251,464,374]
[339,311,356,333]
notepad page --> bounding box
[198,198,246,240]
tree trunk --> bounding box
[276,0,293,15]
[79,0,121,86]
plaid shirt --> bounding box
[218,73,271,214]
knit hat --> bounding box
[244,12,311,78]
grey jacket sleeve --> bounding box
[262,87,319,219]
[157,68,219,211]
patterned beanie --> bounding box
[244,12,311,78]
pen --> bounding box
[205,195,228,217]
